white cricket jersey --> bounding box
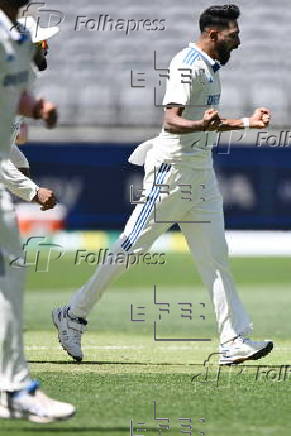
[151,43,221,169]
[0,158,37,201]
[10,66,37,144]
[9,143,29,168]
[11,114,24,144]
[0,10,33,160]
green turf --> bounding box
[26,252,291,289]
[2,254,291,435]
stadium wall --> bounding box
[18,143,291,231]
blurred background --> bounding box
[16,0,291,255]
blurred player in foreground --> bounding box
[0,0,75,422]
[53,4,272,365]
[1,16,59,210]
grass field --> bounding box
[2,253,291,435]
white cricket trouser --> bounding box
[0,185,29,391]
[69,160,252,343]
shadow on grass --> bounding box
[27,360,281,369]
[27,360,197,365]
[0,427,129,432]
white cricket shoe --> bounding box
[52,306,87,362]
[0,380,75,423]
[219,336,273,365]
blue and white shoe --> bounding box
[0,380,75,423]
[219,336,273,365]
[52,306,87,361]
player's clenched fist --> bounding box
[33,187,57,211]
[34,98,58,129]
[249,107,271,129]
[202,109,221,130]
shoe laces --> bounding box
[67,308,87,328]
[65,311,87,346]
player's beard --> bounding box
[216,40,231,66]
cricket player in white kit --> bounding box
[0,0,75,422]
[1,15,60,209]
[53,4,273,365]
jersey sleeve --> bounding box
[163,51,203,106]
[9,143,29,168]
[0,159,38,201]
[162,52,201,108]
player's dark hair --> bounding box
[200,4,240,33]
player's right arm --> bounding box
[162,53,221,133]
[164,107,221,133]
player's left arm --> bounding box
[216,107,271,131]
[10,143,30,177]
[17,91,58,129]
[0,159,57,210]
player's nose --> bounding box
[234,36,240,49]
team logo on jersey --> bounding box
[195,68,214,86]
[3,70,29,87]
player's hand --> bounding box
[249,107,271,129]
[202,109,221,131]
[33,188,57,211]
[34,99,58,129]
[42,100,58,129]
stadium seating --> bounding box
[34,0,291,127]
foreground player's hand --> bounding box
[34,99,58,129]
[250,107,271,129]
[202,109,221,130]
[33,188,57,211]
[42,100,58,129]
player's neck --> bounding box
[195,38,217,61]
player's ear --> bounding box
[209,29,219,42]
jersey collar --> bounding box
[189,43,221,73]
